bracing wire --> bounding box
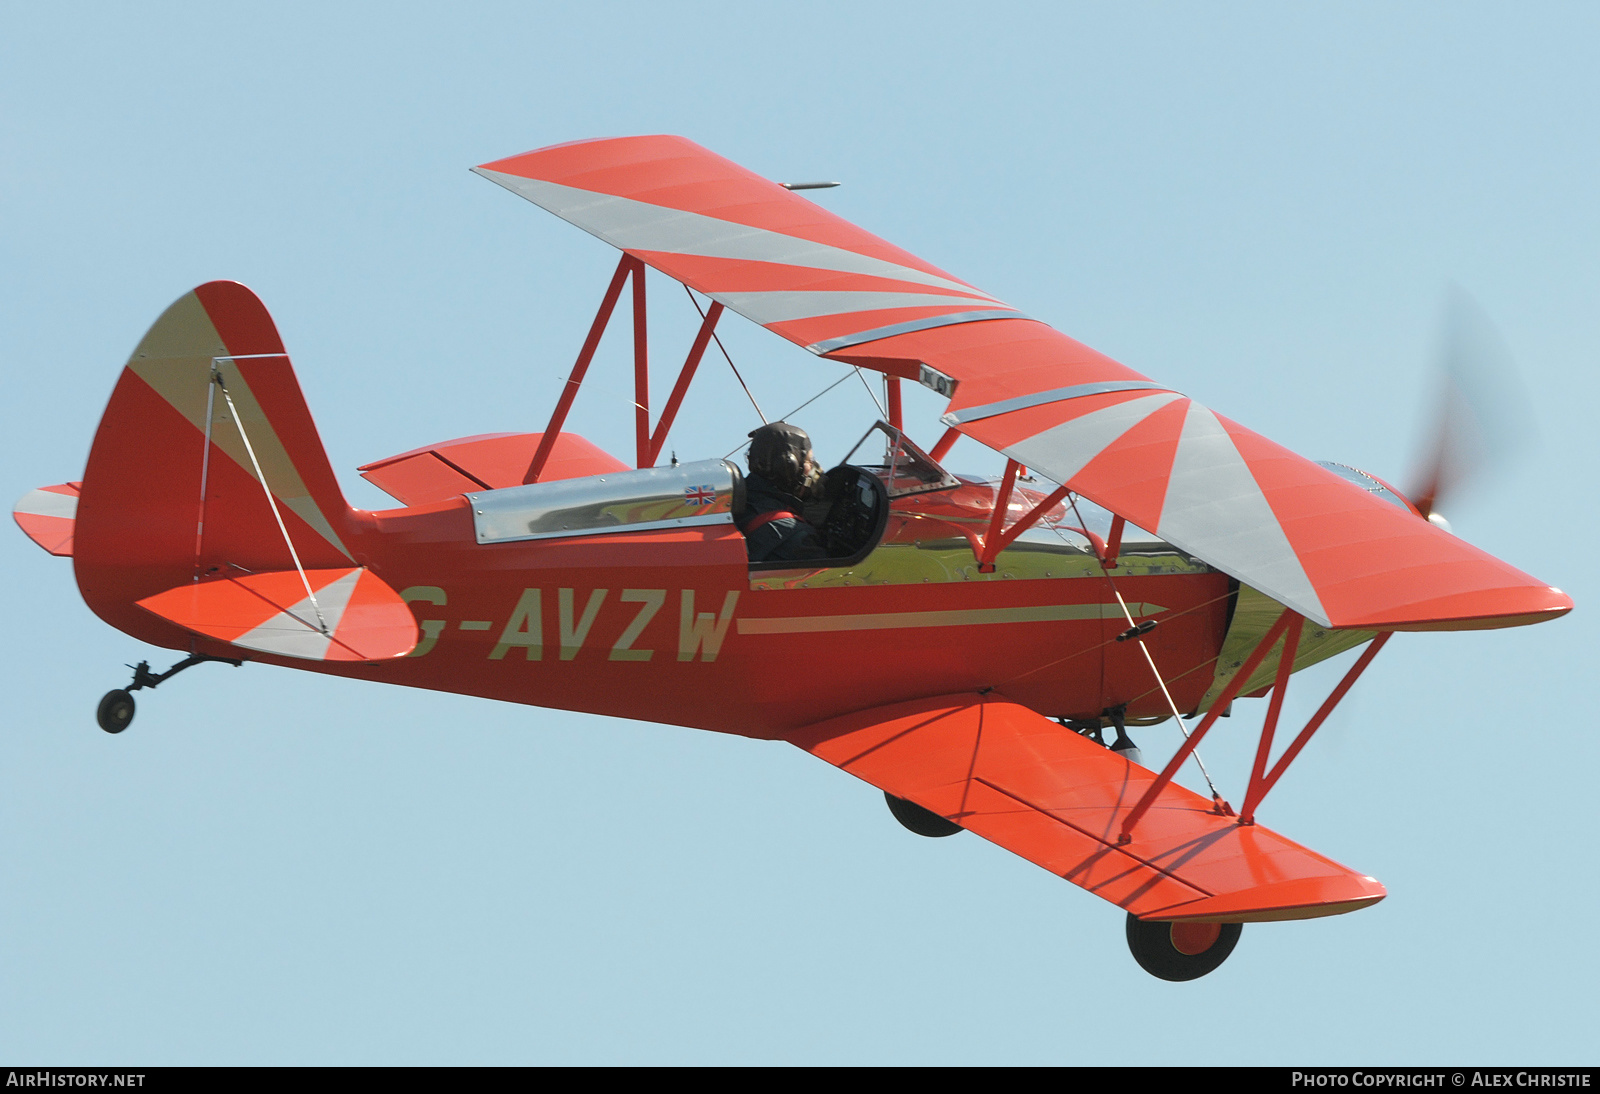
[719,369,865,460]
[1063,491,1225,802]
[687,286,888,459]
[683,285,766,425]
[193,373,217,581]
[212,362,329,636]
[776,371,856,424]
[853,367,888,419]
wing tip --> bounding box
[474,134,692,176]
[1138,875,1388,924]
[1337,588,1575,632]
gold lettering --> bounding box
[558,588,608,660]
[401,586,448,658]
[409,620,446,657]
[678,590,740,662]
[610,589,664,661]
[489,588,543,660]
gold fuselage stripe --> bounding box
[736,602,1165,635]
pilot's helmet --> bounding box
[747,421,813,494]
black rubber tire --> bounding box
[96,689,135,734]
[1125,913,1242,981]
[884,792,963,838]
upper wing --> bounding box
[791,693,1387,923]
[474,136,1025,355]
[476,136,1571,631]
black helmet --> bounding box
[747,422,812,494]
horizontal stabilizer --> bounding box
[791,694,1385,923]
[137,567,418,662]
[14,483,80,556]
[358,432,627,507]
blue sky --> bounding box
[3,2,1596,1064]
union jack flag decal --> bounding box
[685,484,717,507]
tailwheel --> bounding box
[96,689,136,734]
[884,792,963,838]
[92,654,242,734]
[1125,913,1241,981]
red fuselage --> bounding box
[92,475,1231,740]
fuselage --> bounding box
[104,469,1238,738]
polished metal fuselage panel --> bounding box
[749,478,1212,590]
[749,526,1212,590]
[468,458,738,544]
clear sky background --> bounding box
[3,1,1596,1065]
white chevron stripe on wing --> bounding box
[472,170,1002,303]
[1001,391,1186,486]
[1155,403,1327,625]
[712,289,1004,326]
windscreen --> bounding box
[842,421,960,497]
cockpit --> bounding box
[458,419,1210,589]
[752,423,957,566]
[460,421,941,567]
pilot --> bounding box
[738,422,829,562]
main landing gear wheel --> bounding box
[96,689,136,734]
[1125,913,1242,981]
[884,792,963,838]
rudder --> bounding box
[75,282,360,648]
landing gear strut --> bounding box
[1125,912,1242,981]
[1061,705,1143,766]
[1104,706,1142,766]
[96,653,241,734]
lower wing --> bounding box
[788,694,1384,922]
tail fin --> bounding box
[75,281,360,647]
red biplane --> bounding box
[14,136,1572,980]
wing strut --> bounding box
[976,468,1234,805]
[977,460,1075,572]
[526,256,728,483]
[1120,611,1295,841]
[527,255,634,483]
[976,464,1111,569]
[650,299,723,466]
[1238,631,1393,823]
[1118,612,1394,841]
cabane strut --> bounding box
[524,255,728,484]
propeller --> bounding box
[1402,286,1534,529]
